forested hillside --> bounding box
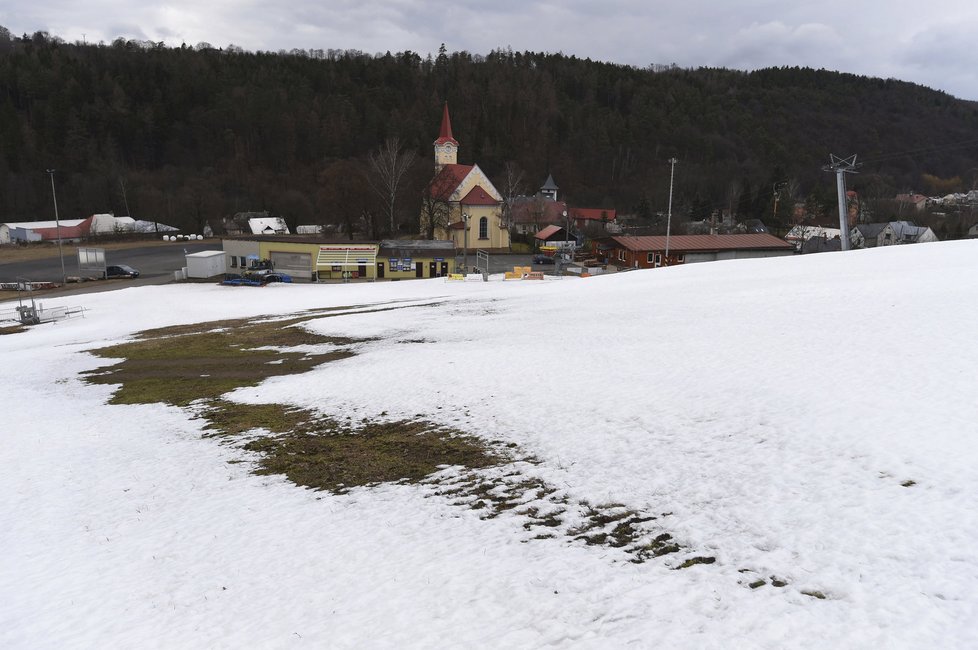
[2,28,978,235]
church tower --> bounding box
[540,174,559,201]
[433,102,459,172]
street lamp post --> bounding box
[563,209,569,250]
[462,212,470,273]
[46,169,67,284]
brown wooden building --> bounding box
[593,234,794,269]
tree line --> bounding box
[2,28,978,237]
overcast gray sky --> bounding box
[4,1,978,100]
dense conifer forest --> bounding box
[2,27,978,236]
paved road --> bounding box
[459,253,556,274]
[0,242,216,284]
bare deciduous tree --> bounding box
[368,137,417,236]
[497,161,526,231]
[419,172,456,239]
[318,158,371,239]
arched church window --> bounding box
[479,216,488,239]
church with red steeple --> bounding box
[422,103,510,252]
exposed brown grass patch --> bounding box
[244,419,501,492]
[83,313,361,406]
[81,307,503,493]
[77,304,707,572]
[200,400,315,437]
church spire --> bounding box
[433,102,458,171]
[435,102,457,145]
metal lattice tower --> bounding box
[822,154,860,251]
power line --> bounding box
[859,137,978,166]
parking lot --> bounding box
[0,241,217,298]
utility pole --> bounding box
[665,157,678,261]
[46,169,67,284]
[822,154,859,251]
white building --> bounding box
[185,250,227,278]
[785,225,841,251]
[249,218,290,235]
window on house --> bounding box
[677,254,685,263]
[646,252,654,263]
[654,253,662,266]
[479,217,488,239]
[230,257,237,268]
[240,256,247,267]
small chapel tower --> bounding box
[433,102,459,172]
[540,174,559,201]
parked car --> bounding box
[105,264,140,279]
[532,254,555,265]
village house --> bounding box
[509,174,617,238]
[851,221,939,248]
[895,193,929,213]
[785,225,842,251]
[221,211,290,236]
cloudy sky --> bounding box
[4,0,978,100]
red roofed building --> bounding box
[895,193,928,212]
[509,175,617,237]
[593,234,794,269]
[421,103,509,252]
[1,216,95,242]
[510,197,568,235]
[569,207,617,229]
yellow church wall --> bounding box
[443,205,510,250]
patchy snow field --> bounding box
[2,241,977,648]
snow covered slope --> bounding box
[2,241,976,648]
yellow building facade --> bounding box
[222,236,456,281]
